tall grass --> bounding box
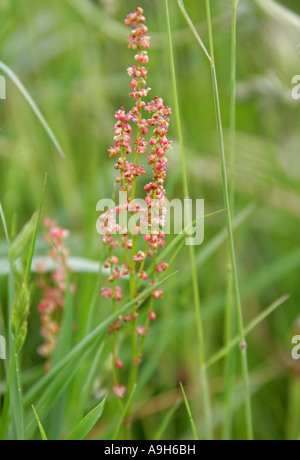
[177,0,252,439]
[164,0,213,441]
[0,0,299,441]
[222,0,238,440]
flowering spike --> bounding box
[37,219,74,367]
[99,7,172,400]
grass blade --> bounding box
[206,294,290,368]
[0,204,14,353]
[0,61,65,161]
[222,0,238,440]
[32,406,48,440]
[165,0,213,440]
[24,272,177,438]
[67,396,107,441]
[0,204,14,439]
[8,177,48,440]
[74,344,105,423]
[9,349,24,439]
[179,383,199,441]
[0,206,24,440]
[177,0,212,63]
[47,268,73,439]
[178,0,253,439]
[25,174,47,283]
[153,401,181,441]
[24,271,177,405]
[25,341,101,439]
[156,209,226,266]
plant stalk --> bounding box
[165,0,213,441]
[205,0,253,440]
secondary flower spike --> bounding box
[37,218,75,369]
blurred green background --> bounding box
[1,0,300,440]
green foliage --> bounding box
[67,397,107,441]
[0,0,300,441]
[9,212,38,263]
[32,405,48,440]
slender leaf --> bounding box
[24,272,177,437]
[67,396,107,441]
[206,294,290,368]
[0,204,14,439]
[25,174,47,283]
[179,383,199,441]
[74,344,104,423]
[0,61,65,160]
[32,406,48,440]
[153,401,181,441]
[154,208,226,269]
[24,271,177,405]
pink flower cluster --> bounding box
[125,7,151,52]
[99,7,172,399]
[37,218,75,366]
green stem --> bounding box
[205,0,253,440]
[131,76,142,201]
[222,0,238,440]
[286,376,300,440]
[222,260,235,440]
[165,0,213,441]
[126,70,143,437]
[8,345,24,440]
[206,295,289,368]
[229,1,237,215]
[109,248,124,415]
